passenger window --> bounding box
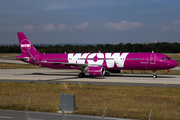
[162,57,164,60]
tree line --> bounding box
[0,42,180,53]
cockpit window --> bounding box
[162,57,171,60]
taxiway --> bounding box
[0,68,180,87]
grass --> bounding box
[0,53,20,58]
[122,70,180,74]
[0,82,180,120]
[175,60,180,67]
[0,63,40,69]
[165,54,180,59]
[1,53,180,119]
[1,62,180,75]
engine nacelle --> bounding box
[88,66,105,76]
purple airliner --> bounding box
[16,32,177,78]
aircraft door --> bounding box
[35,55,39,61]
[34,55,39,65]
[150,54,156,64]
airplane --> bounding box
[16,32,177,78]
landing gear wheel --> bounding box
[152,70,157,78]
[153,74,157,78]
[79,73,85,78]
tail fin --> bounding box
[17,32,40,57]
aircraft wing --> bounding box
[39,61,102,69]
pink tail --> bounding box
[17,32,40,57]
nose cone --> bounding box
[169,60,178,68]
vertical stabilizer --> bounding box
[17,32,40,57]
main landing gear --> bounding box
[79,69,86,78]
[153,70,157,78]
[79,72,85,78]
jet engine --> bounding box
[88,66,105,76]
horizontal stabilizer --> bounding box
[16,57,29,61]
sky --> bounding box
[0,0,180,45]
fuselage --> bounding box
[17,52,177,71]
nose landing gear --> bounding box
[153,70,157,78]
